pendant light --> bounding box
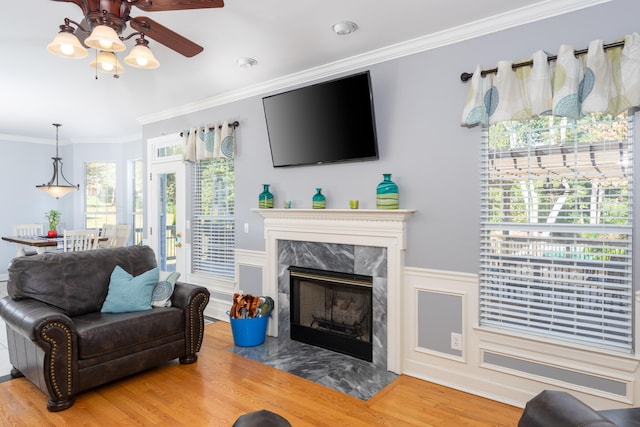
[36,124,79,199]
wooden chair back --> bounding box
[63,230,100,252]
[13,224,44,237]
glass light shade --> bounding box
[124,45,160,69]
[36,184,78,199]
[84,25,126,52]
[89,51,125,74]
[47,31,89,59]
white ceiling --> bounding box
[0,0,607,144]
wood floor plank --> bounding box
[0,322,523,426]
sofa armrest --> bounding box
[171,282,210,361]
[0,296,78,410]
[0,297,76,341]
[518,390,617,427]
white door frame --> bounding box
[147,134,187,274]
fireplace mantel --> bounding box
[254,208,415,221]
[254,208,415,373]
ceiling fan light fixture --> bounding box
[89,51,126,74]
[85,25,126,52]
[47,31,89,59]
[124,39,160,69]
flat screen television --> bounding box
[263,71,379,167]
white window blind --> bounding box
[480,112,634,352]
[191,158,235,278]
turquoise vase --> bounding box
[312,188,326,209]
[258,184,274,208]
[376,174,399,209]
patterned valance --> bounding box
[461,33,640,126]
[183,120,236,162]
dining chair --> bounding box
[99,224,131,248]
[63,229,100,252]
[13,224,44,238]
[11,224,45,256]
[99,224,117,248]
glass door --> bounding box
[149,161,186,273]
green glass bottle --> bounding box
[312,188,326,209]
[376,174,399,209]
[258,184,274,208]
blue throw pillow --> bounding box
[101,266,159,313]
[151,271,181,308]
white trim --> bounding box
[0,133,140,145]
[137,0,610,126]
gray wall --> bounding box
[0,139,141,275]
[143,0,640,274]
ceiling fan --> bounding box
[51,0,224,58]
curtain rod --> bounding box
[180,121,239,137]
[460,39,626,83]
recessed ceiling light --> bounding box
[236,57,257,68]
[332,21,358,36]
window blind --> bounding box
[191,158,235,279]
[479,113,634,352]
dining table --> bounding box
[2,235,107,257]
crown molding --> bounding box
[137,0,611,126]
[0,134,51,145]
[0,133,141,145]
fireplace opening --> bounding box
[289,266,373,362]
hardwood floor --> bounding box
[0,322,523,426]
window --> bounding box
[85,162,117,229]
[191,158,235,279]
[479,112,634,352]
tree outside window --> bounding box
[85,162,117,229]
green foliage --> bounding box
[45,209,61,231]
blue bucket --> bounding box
[228,313,269,347]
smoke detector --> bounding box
[332,21,358,36]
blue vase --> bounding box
[258,184,274,208]
[376,174,398,209]
[312,188,326,209]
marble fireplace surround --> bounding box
[255,209,414,374]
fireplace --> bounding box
[255,208,414,373]
[289,266,373,361]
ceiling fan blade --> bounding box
[50,0,88,14]
[135,0,223,12]
[130,16,203,57]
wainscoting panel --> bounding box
[225,253,640,409]
[403,267,640,410]
[415,288,465,361]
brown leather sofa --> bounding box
[0,245,210,412]
[519,390,640,426]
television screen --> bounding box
[263,71,379,167]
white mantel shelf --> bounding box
[254,207,415,374]
[253,208,415,221]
